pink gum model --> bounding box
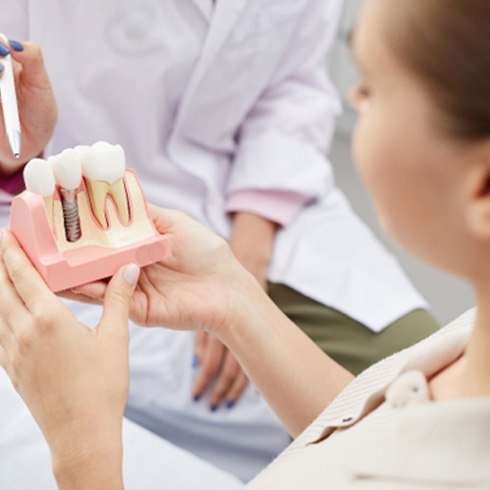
[9,169,169,292]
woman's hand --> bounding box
[192,212,277,409]
[0,231,138,487]
[0,39,57,172]
[72,206,251,337]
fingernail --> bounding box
[123,263,140,286]
[0,44,10,57]
[226,400,235,410]
[0,65,4,74]
[192,355,199,368]
[210,404,219,412]
[9,40,24,52]
[193,394,201,402]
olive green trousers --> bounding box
[268,283,440,375]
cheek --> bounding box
[352,116,399,209]
[352,115,420,239]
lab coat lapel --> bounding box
[173,0,247,132]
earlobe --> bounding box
[465,164,490,240]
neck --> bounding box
[458,283,490,397]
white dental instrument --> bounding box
[0,33,21,159]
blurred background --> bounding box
[327,0,474,325]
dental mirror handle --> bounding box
[0,32,21,159]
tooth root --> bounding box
[109,178,131,226]
[85,179,110,229]
[43,196,54,231]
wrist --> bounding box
[52,431,123,490]
[214,266,270,344]
[50,418,124,489]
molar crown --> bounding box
[80,141,130,228]
[81,141,126,184]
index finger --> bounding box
[0,230,56,312]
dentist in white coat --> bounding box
[0,0,438,483]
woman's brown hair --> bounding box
[387,0,490,141]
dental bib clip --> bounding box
[9,141,169,292]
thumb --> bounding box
[99,264,140,335]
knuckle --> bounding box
[14,329,32,350]
[108,288,130,307]
[31,308,52,330]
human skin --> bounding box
[0,35,274,409]
[350,0,490,399]
[0,205,352,489]
[193,211,277,409]
[0,40,56,172]
[3,0,490,488]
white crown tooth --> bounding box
[50,149,82,190]
[73,144,91,159]
[81,141,126,184]
[23,158,56,197]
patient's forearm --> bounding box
[216,274,354,437]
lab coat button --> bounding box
[385,370,429,409]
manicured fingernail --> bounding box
[9,40,24,52]
[226,400,235,410]
[192,355,199,368]
[123,263,140,285]
[0,64,4,74]
[193,394,201,402]
[0,44,10,57]
[210,404,219,412]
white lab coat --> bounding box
[0,0,427,482]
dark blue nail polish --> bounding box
[0,44,10,57]
[193,394,201,402]
[210,404,219,412]
[192,355,199,368]
[9,40,24,52]
[0,65,4,73]
[226,400,235,410]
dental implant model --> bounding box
[50,149,83,242]
[9,142,169,292]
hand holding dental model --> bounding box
[9,141,168,291]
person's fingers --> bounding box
[221,370,250,410]
[0,231,55,314]
[147,205,191,235]
[194,330,208,368]
[207,352,242,409]
[0,315,14,354]
[99,264,139,336]
[70,280,108,303]
[8,41,49,87]
[59,290,104,305]
[192,336,226,402]
[0,246,32,330]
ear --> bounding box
[465,161,490,240]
